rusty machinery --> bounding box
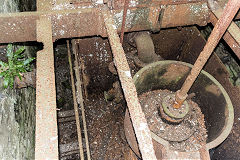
[0,0,240,159]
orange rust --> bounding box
[175,0,240,102]
[161,2,209,28]
[148,6,161,30]
[173,99,184,109]
[103,11,157,160]
[210,11,240,59]
[120,0,129,43]
[0,2,210,44]
[112,0,205,9]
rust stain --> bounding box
[0,1,211,43]
[210,11,240,60]
[120,0,129,43]
[148,6,161,31]
[103,10,157,160]
[176,0,240,102]
[161,2,209,28]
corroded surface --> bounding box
[0,0,211,43]
[176,0,240,102]
[161,2,209,28]
[35,16,58,159]
[103,11,157,160]
[210,6,240,59]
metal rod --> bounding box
[120,0,129,43]
[210,10,240,59]
[72,39,92,160]
[175,0,240,106]
[67,40,85,160]
[103,10,157,160]
[35,16,58,159]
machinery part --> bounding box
[103,10,157,160]
[128,31,163,66]
[72,40,91,160]
[134,32,163,63]
[120,0,129,43]
[174,0,240,108]
[35,16,58,159]
[0,1,210,44]
[126,60,234,159]
[67,40,85,160]
[160,93,189,123]
[209,3,240,59]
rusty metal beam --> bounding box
[35,16,58,159]
[0,9,105,43]
[210,11,240,59]
[176,0,240,104]
[215,0,240,20]
[161,2,209,28]
[112,0,207,9]
[0,1,210,44]
[103,10,157,160]
[209,0,240,59]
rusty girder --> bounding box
[0,0,210,43]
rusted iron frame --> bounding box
[120,0,129,43]
[112,0,206,9]
[35,16,58,159]
[148,6,162,31]
[210,12,240,59]
[0,2,211,44]
[0,8,106,43]
[103,10,157,160]
[161,1,209,28]
[67,40,85,160]
[153,0,205,5]
[213,0,240,20]
[72,39,91,160]
[175,0,240,104]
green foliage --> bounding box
[0,44,35,89]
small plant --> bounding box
[0,44,35,89]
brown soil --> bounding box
[139,89,207,152]
[85,94,130,160]
[58,93,132,160]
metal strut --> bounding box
[103,10,157,160]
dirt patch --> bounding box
[85,94,131,160]
[139,89,207,152]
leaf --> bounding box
[8,60,14,69]
[6,44,13,59]
[14,46,25,56]
[1,44,35,89]
[23,57,35,66]
[0,71,7,78]
[3,78,9,89]
[8,77,14,89]
[17,67,27,73]
[0,61,7,68]
[16,72,22,81]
